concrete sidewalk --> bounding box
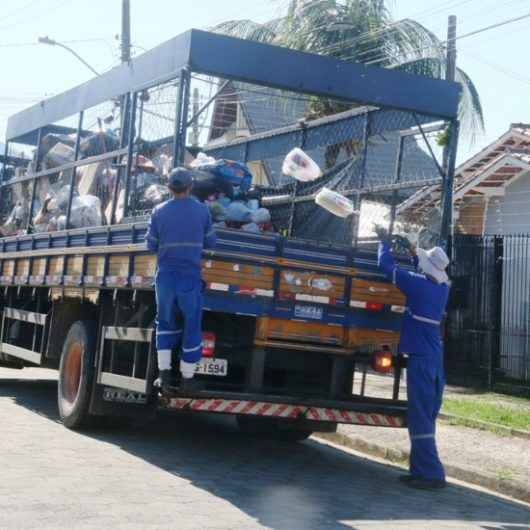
[318,374,530,503]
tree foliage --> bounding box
[213,0,484,140]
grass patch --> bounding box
[442,397,530,432]
[496,468,514,482]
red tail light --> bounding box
[366,302,384,312]
[202,332,216,358]
[372,351,393,373]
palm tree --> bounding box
[213,0,484,140]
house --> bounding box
[206,81,440,190]
[398,124,530,235]
[399,124,530,382]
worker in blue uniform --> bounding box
[376,228,450,490]
[146,167,217,394]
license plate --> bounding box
[294,304,323,320]
[196,358,228,377]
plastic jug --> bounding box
[315,187,356,218]
[282,148,321,182]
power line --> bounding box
[270,0,526,68]
[463,50,530,87]
[336,10,530,68]
[0,0,42,24]
[0,0,74,31]
[454,10,530,43]
[0,37,113,49]
[320,3,530,66]
[268,0,475,58]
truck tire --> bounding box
[58,321,97,430]
[236,415,313,443]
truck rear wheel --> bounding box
[58,321,96,430]
[236,415,313,442]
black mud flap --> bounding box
[89,381,158,422]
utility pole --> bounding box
[440,15,459,250]
[118,0,132,136]
[445,15,457,82]
[121,0,131,64]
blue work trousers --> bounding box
[155,272,203,363]
[407,355,446,481]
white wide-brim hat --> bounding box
[416,247,450,284]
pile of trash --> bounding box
[33,185,102,233]
[0,182,31,237]
[1,131,360,237]
[190,153,273,233]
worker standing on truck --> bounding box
[146,167,217,394]
[376,227,449,491]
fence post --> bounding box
[1,142,8,182]
[173,68,191,167]
[26,128,42,233]
[352,111,370,247]
[439,119,460,256]
[389,135,405,235]
[287,123,307,238]
[492,235,504,389]
[66,111,84,229]
[122,92,138,220]
[110,93,131,225]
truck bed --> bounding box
[0,224,406,352]
[0,224,409,429]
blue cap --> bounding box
[168,167,193,191]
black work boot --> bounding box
[404,478,447,490]
[154,369,173,395]
[178,377,204,394]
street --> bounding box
[0,369,529,530]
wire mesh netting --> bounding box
[196,75,448,247]
[1,70,450,246]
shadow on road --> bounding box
[1,374,529,530]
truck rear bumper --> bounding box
[159,391,407,428]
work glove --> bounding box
[393,234,414,255]
[373,224,390,243]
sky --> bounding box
[0,0,528,164]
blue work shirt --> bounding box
[378,241,449,358]
[145,197,217,279]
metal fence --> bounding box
[446,234,530,391]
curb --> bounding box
[314,431,530,504]
[439,413,530,441]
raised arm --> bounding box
[378,240,398,283]
[378,241,418,297]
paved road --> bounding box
[1,369,529,530]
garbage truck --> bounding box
[0,29,460,438]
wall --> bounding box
[455,196,487,235]
[483,170,530,235]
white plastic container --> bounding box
[190,152,216,168]
[282,148,321,182]
[315,187,356,218]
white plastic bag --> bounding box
[190,152,217,169]
[241,222,261,233]
[226,201,252,223]
[70,195,102,228]
[250,208,271,225]
[315,187,356,218]
[282,148,321,182]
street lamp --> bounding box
[38,36,101,77]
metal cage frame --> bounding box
[1,29,461,245]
